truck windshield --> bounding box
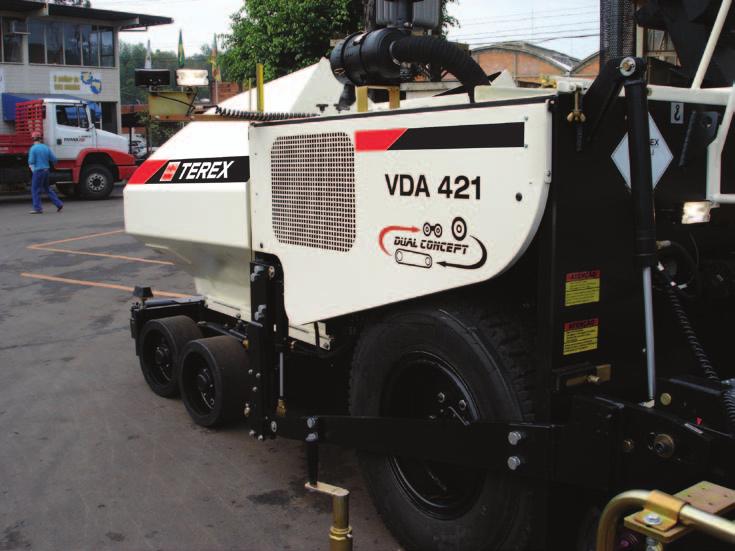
[56,105,89,129]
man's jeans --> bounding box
[31,169,63,212]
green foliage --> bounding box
[221,0,457,84]
[119,42,214,105]
[222,0,363,83]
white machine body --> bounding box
[125,69,554,328]
[249,97,553,325]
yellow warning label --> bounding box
[565,270,601,307]
[563,319,599,355]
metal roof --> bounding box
[472,41,580,73]
[2,1,172,30]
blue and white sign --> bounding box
[50,70,103,96]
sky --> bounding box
[94,0,600,62]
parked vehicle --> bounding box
[124,0,735,549]
[0,98,137,198]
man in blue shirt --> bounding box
[28,132,63,214]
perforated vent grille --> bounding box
[271,132,356,252]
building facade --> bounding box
[0,1,170,134]
[472,41,580,86]
[471,41,601,86]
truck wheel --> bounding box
[138,316,202,398]
[179,336,248,428]
[80,164,114,199]
[350,301,537,551]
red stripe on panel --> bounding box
[127,159,167,184]
[354,128,407,152]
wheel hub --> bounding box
[195,367,216,409]
[87,174,106,192]
[384,353,485,519]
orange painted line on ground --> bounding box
[32,246,174,266]
[21,272,189,299]
[29,229,125,249]
[27,228,172,265]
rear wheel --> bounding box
[80,164,114,199]
[179,336,248,428]
[350,300,537,551]
[138,316,202,398]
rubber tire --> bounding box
[79,164,114,199]
[138,315,202,398]
[179,336,248,428]
[350,300,536,551]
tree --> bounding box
[222,0,456,84]
[222,0,363,83]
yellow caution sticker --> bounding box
[563,319,599,356]
[565,270,601,307]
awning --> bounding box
[1,1,172,31]
[2,93,102,122]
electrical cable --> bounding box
[656,263,735,433]
[214,106,317,121]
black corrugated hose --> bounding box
[215,106,318,121]
[389,36,490,101]
[656,263,735,433]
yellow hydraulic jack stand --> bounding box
[596,481,735,550]
[305,481,352,551]
[304,426,353,551]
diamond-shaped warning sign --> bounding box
[611,114,673,189]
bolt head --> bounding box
[249,430,256,437]
[244,405,251,417]
[508,431,524,446]
[458,399,467,411]
[267,266,276,279]
[660,393,672,406]
[248,369,253,375]
[306,417,317,429]
[257,435,264,441]
[270,420,278,433]
[252,386,258,392]
[643,513,662,526]
[622,439,635,453]
[255,372,261,379]
[437,392,446,404]
[507,456,522,471]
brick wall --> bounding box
[472,49,566,85]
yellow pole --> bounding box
[256,64,265,113]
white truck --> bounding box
[0,97,137,199]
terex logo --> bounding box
[142,156,250,185]
[160,161,180,182]
[179,160,235,181]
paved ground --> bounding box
[0,188,399,551]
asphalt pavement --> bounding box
[0,187,399,551]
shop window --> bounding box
[46,22,63,65]
[2,18,23,63]
[64,23,82,65]
[29,20,45,63]
[81,25,95,66]
[99,27,114,67]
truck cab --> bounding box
[0,97,137,199]
[42,98,136,198]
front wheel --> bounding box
[79,164,114,199]
[350,300,537,551]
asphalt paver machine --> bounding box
[125,0,735,548]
